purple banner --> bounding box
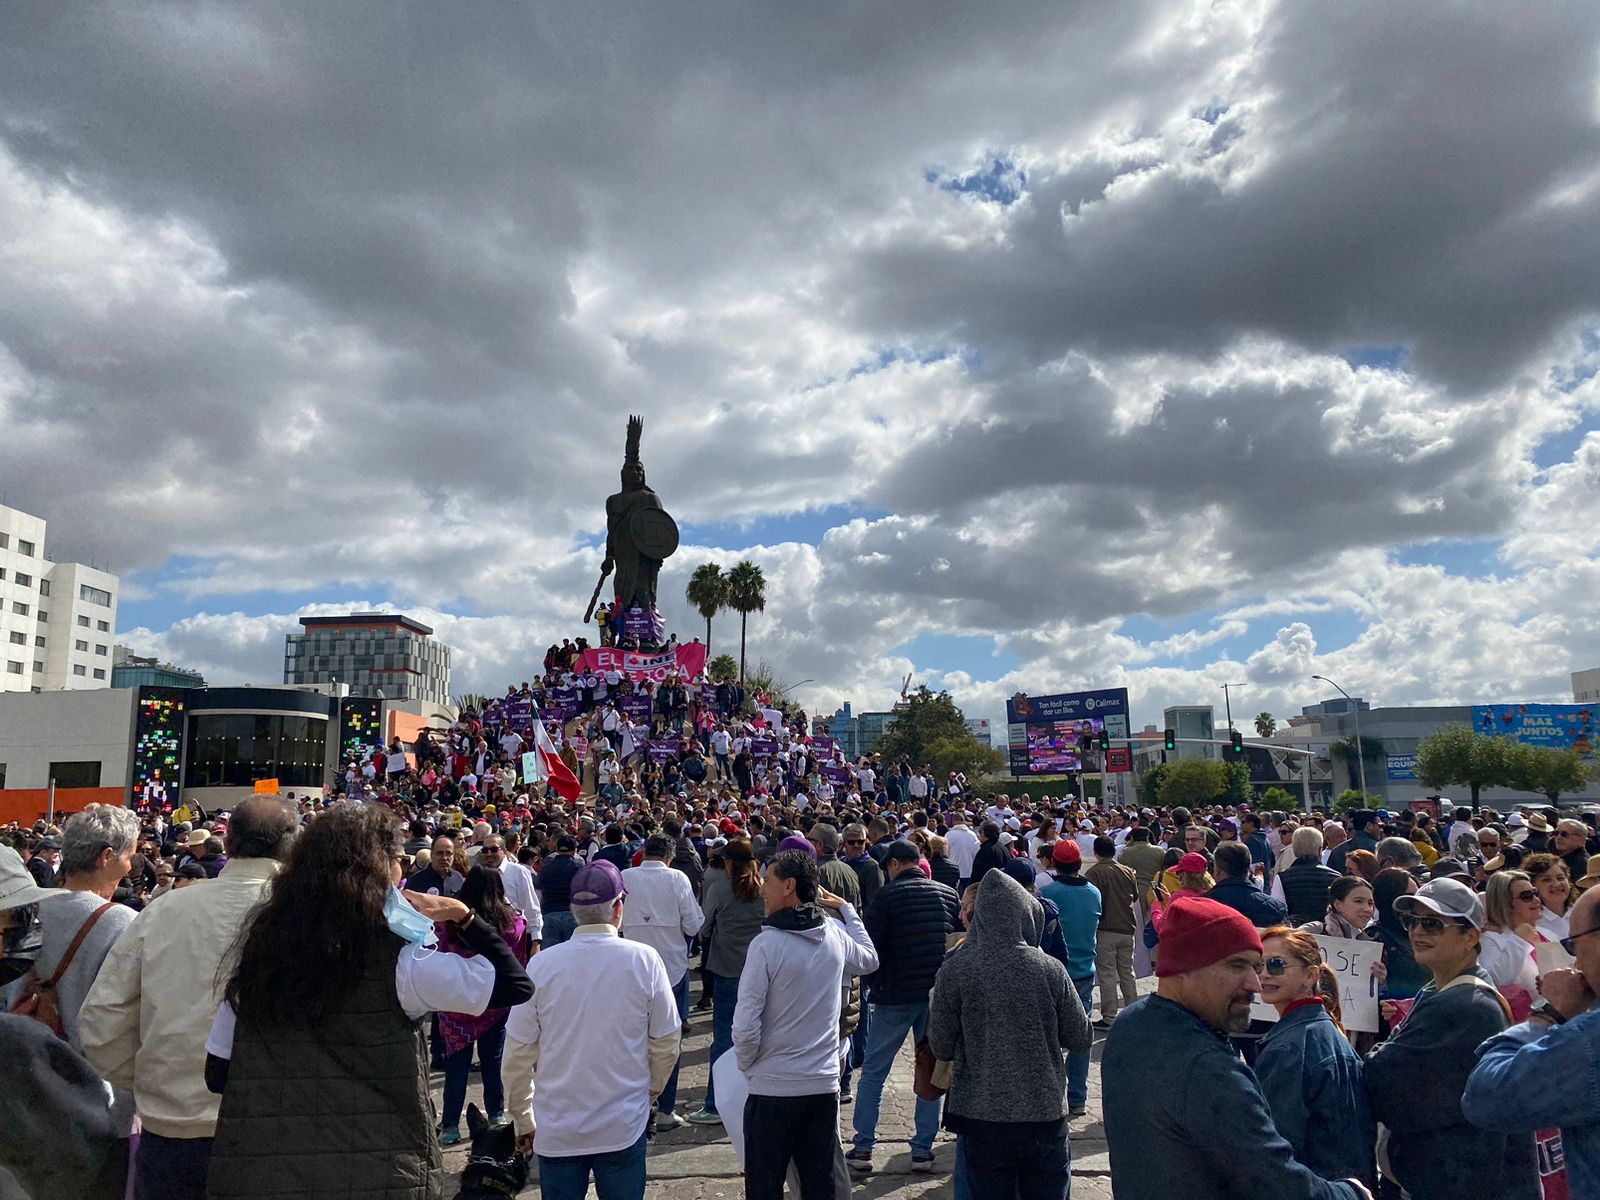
[620,693,653,721]
[810,736,837,757]
[620,606,667,643]
[504,698,533,726]
[751,737,778,760]
[550,687,579,717]
[700,682,719,707]
[822,763,851,786]
[646,738,683,763]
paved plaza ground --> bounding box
[435,977,1157,1200]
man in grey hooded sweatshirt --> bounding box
[929,868,1092,1200]
[733,850,879,1200]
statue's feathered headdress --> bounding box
[625,415,643,464]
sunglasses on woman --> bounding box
[1263,957,1293,976]
[1511,889,1540,904]
[1399,914,1465,934]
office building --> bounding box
[1575,667,1600,704]
[0,504,119,694]
[284,613,451,706]
[111,646,206,690]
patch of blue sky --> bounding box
[1393,538,1504,577]
[1195,104,1230,124]
[118,555,487,630]
[679,504,892,550]
[924,157,1026,206]
[896,631,1022,680]
[1532,415,1600,471]
[1341,344,1409,371]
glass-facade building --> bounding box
[283,614,451,706]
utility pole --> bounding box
[1220,682,1245,734]
[1312,674,1368,801]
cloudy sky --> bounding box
[3,1,1599,737]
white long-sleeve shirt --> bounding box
[620,860,703,982]
[498,859,544,942]
[732,903,878,1097]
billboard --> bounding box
[1386,754,1417,781]
[964,718,992,747]
[132,686,187,805]
[1472,703,1597,761]
[1006,688,1130,776]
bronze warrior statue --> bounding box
[588,415,679,619]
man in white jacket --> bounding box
[78,796,298,1200]
[733,849,879,1200]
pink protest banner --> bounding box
[577,644,708,683]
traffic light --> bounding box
[1097,729,1110,752]
[1164,728,1176,751]
[1230,729,1245,756]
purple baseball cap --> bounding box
[777,834,817,860]
[570,860,627,905]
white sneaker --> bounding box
[655,1110,686,1132]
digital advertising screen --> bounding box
[338,696,384,762]
[132,686,187,805]
[1006,688,1130,776]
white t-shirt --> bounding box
[498,860,544,942]
[858,768,876,793]
[206,944,495,1055]
[945,826,980,877]
[506,927,679,1156]
[712,731,732,755]
[500,731,525,758]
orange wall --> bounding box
[0,786,128,827]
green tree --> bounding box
[685,562,728,656]
[1506,743,1591,804]
[1155,759,1231,808]
[1414,726,1514,805]
[876,685,969,766]
[1255,712,1277,739]
[707,653,738,683]
[923,734,1008,783]
[725,560,767,685]
[1333,789,1369,813]
[1225,760,1254,807]
[1138,762,1169,809]
[1261,785,1296,811]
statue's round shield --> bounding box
[629,507,680,559]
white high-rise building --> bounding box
[0,504,120,693]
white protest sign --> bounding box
[521,751,539,786]
[1249,935,1384,1033]
[1535,939,1576,976]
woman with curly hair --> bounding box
[205,805,532,1199]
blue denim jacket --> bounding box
[1256,1003,1375,1183]
[1463,1009,1600,1200]
[1102,995,1363,1200]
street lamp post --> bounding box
[1220,682,1245,733]
[1312,674,1368,802]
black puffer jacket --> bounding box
[862,873,961,1006]
[1278,857,1342,926]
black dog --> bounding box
[453,1103,530,1198]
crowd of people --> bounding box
[5,661,1600,1200]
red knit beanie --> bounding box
[1154,894,1264,978]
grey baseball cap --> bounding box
[1394,878,1485,929]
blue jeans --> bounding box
[441,1018,507,1129]
[850,1001,940,1155]
[1067,976,1096,1110]
[957,1124,1070,1200]
[543,911,577,948]
[657,973,690,1114]
[537,1128,648,1200]
[702,972,740,1114]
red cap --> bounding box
[1175,852,1211,874]
[1154,894,1263,978]
[1051,840,1082,865]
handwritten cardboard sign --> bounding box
[1249,934,1384,1033]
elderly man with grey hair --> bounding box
[1270,824,1342,927]
[1321,820,1347,861]
[1376,835,1424,875]
[3,803,141,1048]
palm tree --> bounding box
[725,560,767,685]
[685,563,728,655]
[1254,712,1277,739]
